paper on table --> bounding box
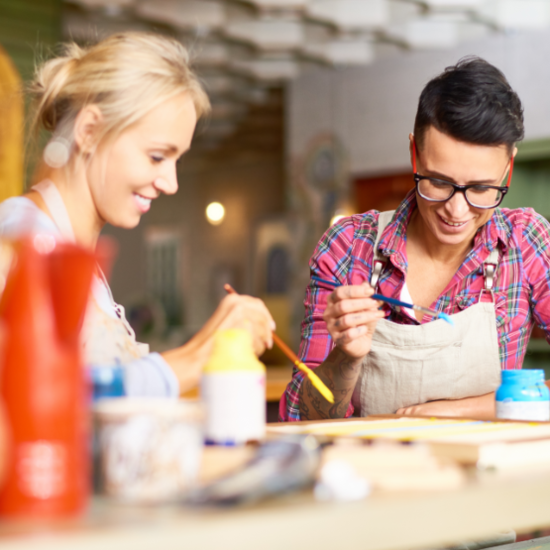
[269,417,550,444]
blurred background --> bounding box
[2,0,550,376]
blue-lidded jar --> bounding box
[90,366,125,402]
[495,369,550,421]
[89,366,125,493]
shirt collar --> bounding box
[377,190,512,259]
[377,189,416,259]
[476,207,514,252]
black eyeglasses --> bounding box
[412,141,513,210]
[413,174,510,209]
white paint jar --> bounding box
[202,329,266,445]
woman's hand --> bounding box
[396,401,457,417]
[206,294,275,356]
[396,392,496,420]
[323,283,385,359]
[162,293,275,394]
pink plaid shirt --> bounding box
[280,191,550,421]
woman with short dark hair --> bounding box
[281,57,547,422]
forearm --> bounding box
[161,338,210,395]
[447,392,496,419]
[398,392,496,420]
[299,348,363,420]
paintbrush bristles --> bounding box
[274,335,335,404]
[413,306,455,325]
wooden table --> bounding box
[1,444,550,550]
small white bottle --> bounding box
[201,328,266,445]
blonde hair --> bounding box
[29,32,210,149]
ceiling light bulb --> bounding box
[206,202,225,225]
[330,214,346,226]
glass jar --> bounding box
[495,369,550,421]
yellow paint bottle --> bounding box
[201,328,266,445]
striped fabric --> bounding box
[280,190,550,422]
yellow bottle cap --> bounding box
[203,328,265,374]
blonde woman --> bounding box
[0,32,275,397]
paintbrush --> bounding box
[223,284,335,404]
[310,275,454,326]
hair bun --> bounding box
[30,43,85,132]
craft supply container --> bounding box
[201,328,266,445]
[496,369,550,421]
[90,365,125,401]
[94,398,203,503]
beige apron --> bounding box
[352,211,502,416]
[33,180,148,366]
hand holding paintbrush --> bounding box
[311,276,454,326]
[319,280,388,361]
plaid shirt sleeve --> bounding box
[279,215,370,422]
[521,210,550,339]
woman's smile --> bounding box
[133,192,153,213]
[437,213,471,230]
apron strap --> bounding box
[370,210,395,288]
[32,180,76,243]
[483,248,499,290]
[33,179,141,344]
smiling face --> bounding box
[411,126,514,250]
[85,93,197,229]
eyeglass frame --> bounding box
[412,140,514,210]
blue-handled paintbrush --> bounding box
[311,275,454,326]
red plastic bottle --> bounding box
[0,238,95,517]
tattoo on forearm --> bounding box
[328,398,349,418]
[299,349,363,421]
[338,355,361,380]
[306,380,328,419]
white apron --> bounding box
[32,180,148,366]
[352,211,502,416]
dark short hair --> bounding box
[414,56,524,153]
